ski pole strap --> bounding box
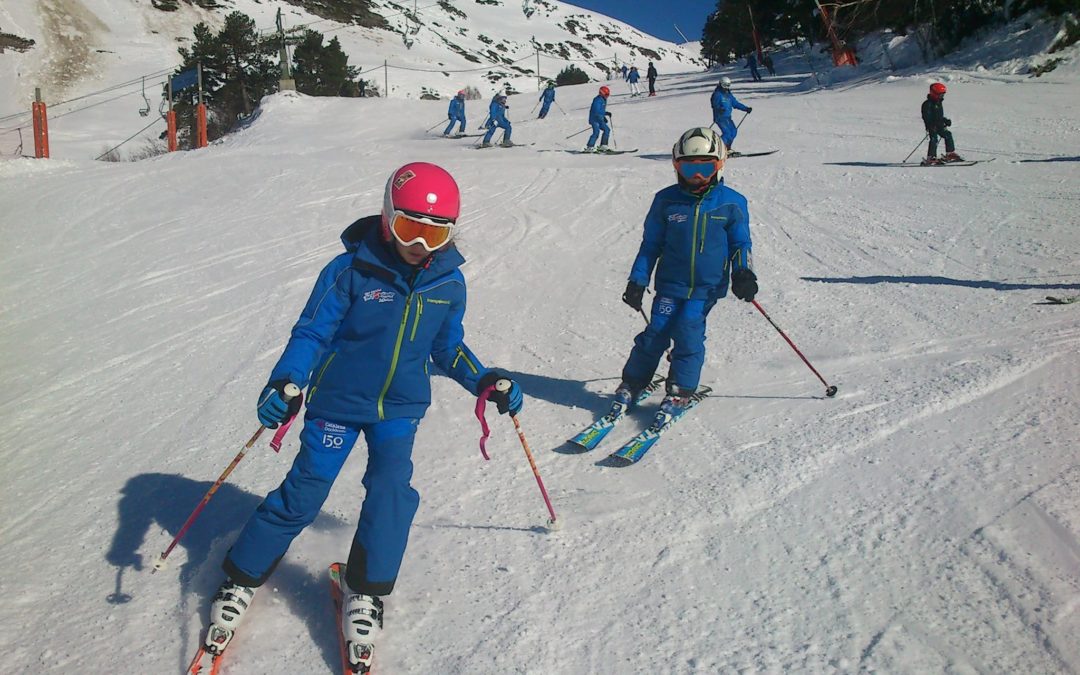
[475,384,495,460]
[269,390,304,452]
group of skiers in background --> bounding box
[619,61,659,96]
[191,58,967,675]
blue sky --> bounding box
[560,0,715,44]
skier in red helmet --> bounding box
[921,82,964,165]
[584,85,612,153]
[198,162,524,674]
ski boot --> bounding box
[205,579,257,654]
[613,380,647,407]
[659,385,696,417]
[342,589,384,674]
[581,145,596,153]
[480,141,492,148]
[500,139,514,148]
[597,145,610,153]
[920,155,944,166]
[942,151,965,163]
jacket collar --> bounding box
[342,216,466,290]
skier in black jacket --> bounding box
[921,83,964,165]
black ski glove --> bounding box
[944,118,952,127]
[730,269,758,302]
[605,111,612,119]
[622,281,645,311]
[477,371,523,416]
[746,106,753,113]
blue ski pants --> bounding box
[224,416,420,595]
[538,102,552,119]
[715,115,737,149]
[587,120,610,148]
[482,118,511,144]
[621,294,715,391]
[444,113,466,135]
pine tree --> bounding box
[293,31,361,97]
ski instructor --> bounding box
[616,127,757,413]
[201,162,524,674]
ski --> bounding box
[330,562,371,674]
[472,142,535,149]
[606,386,713,466]
[568,376,665,450]
[916,157,996,167]
[186,626,231,675]
[566,148,639,155]
[728,150,778,158]
[1045,295,1079,304]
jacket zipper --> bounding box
[376,292,413,420]
[687,201,702,298]
[410,295,424,341]
[307,351,337,402]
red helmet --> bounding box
[929,82,947,99]
[599,86,610,98]
[381,163,460,247]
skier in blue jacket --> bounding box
[584,85,611,153]
[538,82,556,119]
[482,93,512,147]
[443,90,466,136]
[203,162,524,674]
[710,76,752,154]
[627,66,641,97]
[617,127,757,411]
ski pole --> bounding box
[426,119,447,132]
[151,383,302,573]
[750,301,837,397]
[735,110,749,130]
[554,101,567,116]
[903,133,929,163]
[530,100,540,114]
[565,127,590,140]
[476,381,560,530]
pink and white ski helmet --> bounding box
[381,162,461,242]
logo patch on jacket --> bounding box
[363,289,397,303]
[667,213,688,224]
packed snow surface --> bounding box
[1,41,1079,675]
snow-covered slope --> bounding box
[1,33,1079,672]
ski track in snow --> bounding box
[1,44,1080,674]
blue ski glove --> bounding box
[478,371,524,416]
[731,269,758,302]
[257,380,301,428]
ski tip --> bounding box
[598,454,634,468]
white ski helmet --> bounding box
[672,127,727,188]
[719,76,732,90]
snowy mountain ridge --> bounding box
[0,0,701,112]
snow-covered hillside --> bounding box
[2,29,1080,671]
[0,0,700,111]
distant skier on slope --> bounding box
[443,90,466,137]
[628,66,641,97]
[921,82,964,165]
[710,76,752,154]
[746,52,763,82]
[482,93,512,147]
[647,61,658,96]
[199,162,524,675]
[616,127,757,415]
[538,82,556,119]
[583,85,612,153]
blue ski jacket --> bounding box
[628,181,752,301]
[488,97,509,124]
[711,88,750,119]
[267,217,492,425]
[628,69,640,84]
[540,87,556,104]
[448,96,465,119]
[588,95,608,125]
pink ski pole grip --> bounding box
[475,384,495,460]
